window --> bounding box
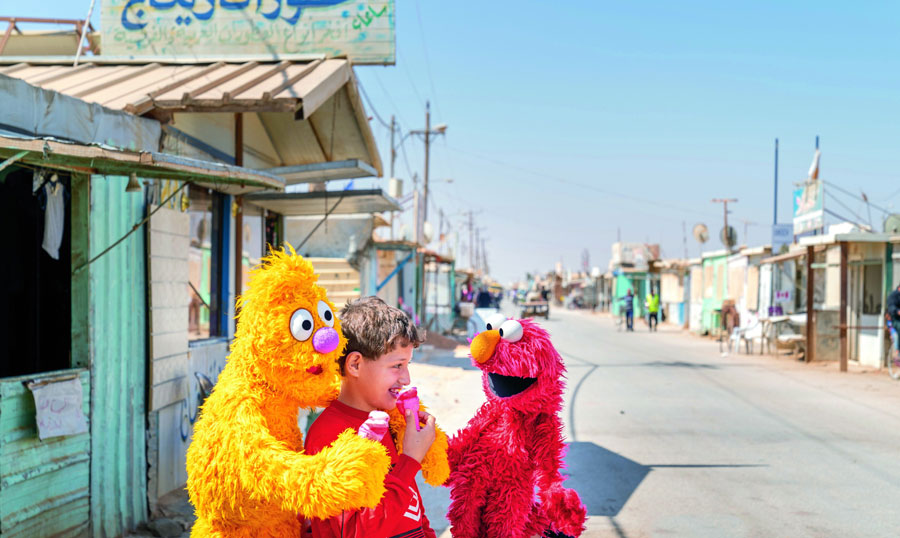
[0,167,71,377]
[241,203,266,285]
[187,187,225,340]
[862,264,883,315]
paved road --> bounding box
[416,306,900,537]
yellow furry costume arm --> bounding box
[203,401,391,520]
[388,405,450,486]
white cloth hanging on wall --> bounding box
[42,181,64,260]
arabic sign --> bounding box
[100,0,395,64]
[793,180,824,235]
[28,378,89,441]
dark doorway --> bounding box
[0,167,71,378]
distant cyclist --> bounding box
[885,284,900,358]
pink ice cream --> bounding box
[358,410,390,441]
[395,387,421,431]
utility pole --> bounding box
[390,115,396,178]
[773,138,778,226]
[390,115,396,240]
[475,227,481,273]
[466,211,474,269]
[712,198,738,251]
[423,102,430,225]
[409,102,446,323]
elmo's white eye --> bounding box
[290,309,315,341]
[485,313,507,332]
[317,300,335,327]
[498,319,523,342]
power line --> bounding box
[444,145,721,221]
[823,180,891,216]
[412,0,442,120]
[357,83,392,130]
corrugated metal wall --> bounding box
[89,176,148,537]
[0,369,91,537]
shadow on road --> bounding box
[563,442,649,516]
[564,442,767,517]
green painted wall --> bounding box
[0,369,91,537]
[89,176,148,537]
[701,254,728,334]
[0,174,92,537]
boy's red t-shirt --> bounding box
[304,399,436,538]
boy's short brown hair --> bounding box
[337,296,424,374]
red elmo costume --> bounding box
[447,315,587,538]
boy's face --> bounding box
[348,343,414,412]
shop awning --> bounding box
[0,133,284,193]
[266,159,377,184]
[0,59,382,183]
[245,189,400,216]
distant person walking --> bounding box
[646,290,660,332]
[622,289,635,332]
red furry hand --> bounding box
[542,484,587,537]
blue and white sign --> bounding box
[772,223,793,253]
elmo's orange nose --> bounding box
[471,330,500,364]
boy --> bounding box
[304,296,438,538]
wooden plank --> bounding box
[72,63,161,99]
[259,60,322,100]
[1,496,89,537]
[1,467,89,527]
[182,62,258,103]
[151,330,189,361]
[287,59,349,119]
[223,61,291,102]
[152,354,189,387]
[126,62,226,114]
[151,377,188,412]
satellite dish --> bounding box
[423,221,434,244]
[720,226,737,248]
[885,214,900,234]
[693,223,709,244]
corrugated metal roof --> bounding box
[0,59,348,118]
[0,59,384,182]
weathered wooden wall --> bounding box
[0,369,91,537]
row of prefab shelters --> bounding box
[600,228,898,370]
[0,58,457,536]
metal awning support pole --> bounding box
[0,150,28,173]
[806,246,815,362]
[839,242,849,372]
[234,113,244,301]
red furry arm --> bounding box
[531,412,567,491]
[530,413,586,536]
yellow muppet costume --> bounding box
[186,248,391,537]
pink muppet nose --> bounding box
[313,327,340,354]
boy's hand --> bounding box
[401,409,436,463]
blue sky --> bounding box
[16,1,900,283]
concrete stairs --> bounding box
[307,257,361,307]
